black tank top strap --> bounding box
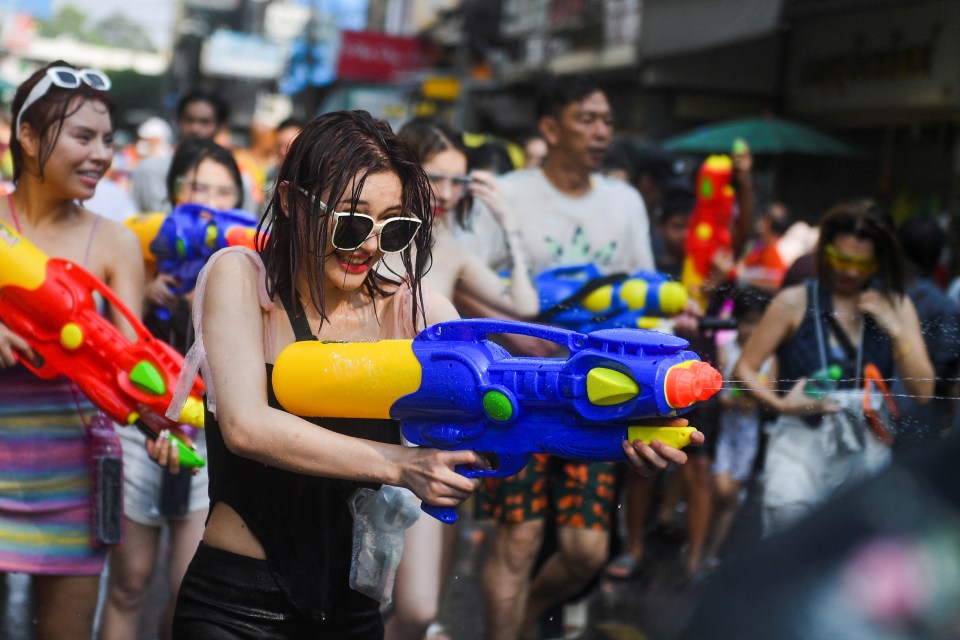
[277,287,317,342]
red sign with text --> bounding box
[336,30,431,83]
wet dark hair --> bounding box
[175,89,229,130]
[276,116,307,132]
[397,118,472,229]
[166,137,244,209]
[468,141,514,175]
[816,200,905,296]
[257,110,434,330]
[10,60,116,184]
[535,73,605,121]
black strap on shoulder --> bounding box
[277,286,318,342]
[536,272,629,323]
[824,312,858,363]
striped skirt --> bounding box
[0,367,106,575]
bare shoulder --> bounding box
[768,283,807,329]
[89,214,143,268]
[206,248,262,289]
[424,287,459,325]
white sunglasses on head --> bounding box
[15,66,112,140]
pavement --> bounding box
[1,476,764,640]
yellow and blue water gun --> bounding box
[536,264,689,333]
[273,319,721,523]
[149,203,260,295]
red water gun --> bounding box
[681,155,735,307]
[0,220,206,467]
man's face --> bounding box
[178,100,219,140]
[545,90,613,172]
[660,212,690,258]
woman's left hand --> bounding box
[858,290,902,340]
[620,418,703,476]
[145,426,194,475]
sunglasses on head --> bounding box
[825,243,878,275]
[15,67,112,140]
[297,187,421,253]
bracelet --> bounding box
[894,341,912,360]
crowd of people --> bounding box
[0,59,957,640]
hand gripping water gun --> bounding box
[149,204,260,295]
[536,264,689,333]
[0,220,206,468]
[681,155,736,307]
[272,319,721,523]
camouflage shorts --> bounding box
[475,455,617,531]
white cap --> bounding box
[137,116,172,141]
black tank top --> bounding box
[203,291,400,621]
[778,280,895,430]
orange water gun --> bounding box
[681,155,735,307]
[0,220,206,467]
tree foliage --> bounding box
[37,4,156,52]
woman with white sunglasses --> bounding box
[165,110,484,638]
[0,61,149,639]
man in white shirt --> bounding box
[467,75,671,640]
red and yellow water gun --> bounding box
[0,220,206,467]
[681,155,735,307]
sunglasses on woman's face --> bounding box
[825,243,878,275]
[16,67,112,139]
[298,188,421,253]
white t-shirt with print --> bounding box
[460,168,654,276]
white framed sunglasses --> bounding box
[297,187,421,253]
[16,66,112,139]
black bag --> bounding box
[88,413,124,547]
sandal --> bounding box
[604,553,641,579]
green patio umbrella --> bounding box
[661,117,862,157]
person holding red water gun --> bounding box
[0,60,180,640]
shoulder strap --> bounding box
[809,280,829,372]
[82,216,101,269]
[277,287,317,342]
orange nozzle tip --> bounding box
[690,362,723,401]
[664,364,702,408]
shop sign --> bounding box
[786,0,960,114]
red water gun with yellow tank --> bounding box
[0,220,206,468]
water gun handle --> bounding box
[134,419,205,469]
[420,452,532,524]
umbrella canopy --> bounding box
[661,117,862,157]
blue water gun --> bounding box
[536,264,689,333]
[149,204,260,295]
[272,319,721,523]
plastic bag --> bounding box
[348,486,421,604]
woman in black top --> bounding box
[163,111,685,638]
